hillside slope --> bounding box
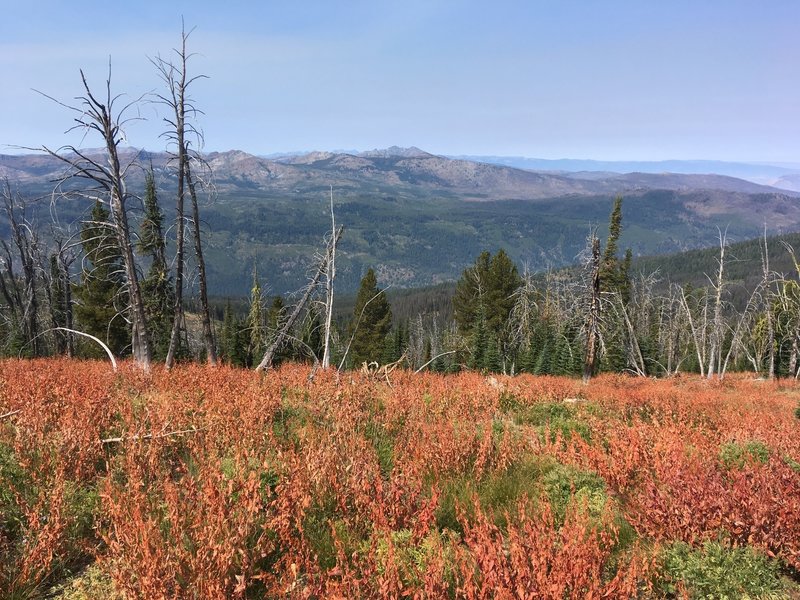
[2,147,799,295]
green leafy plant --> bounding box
[657,540,785,598]
[719,440,770,469]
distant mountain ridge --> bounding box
[3,146,800,295]
[3,146,796,199]
[450,154,800,190]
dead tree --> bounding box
[760,227,775,379]
[153,24,215,366]
[0,183,42,354]
[582,233,601,383]
[184,159,217,364]
[781,242,800,378]
[678,284,707,377]
[256,227,343,371]
[321,186,337,369]
[706,229,728,378]
[40,68,151,368]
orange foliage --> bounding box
[1,360,798,596]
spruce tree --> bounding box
[220,300,239,365]
[453,249,521,371]
[600,196,631,299]
[266,295,291,365]
[73,201,130,357]
[138,169,175,360]
[300,302,324,363]
[468,303,488,370]
[245,269,265,367]
[349,268,392,366]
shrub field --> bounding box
[1,359,799,598]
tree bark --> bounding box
[185,159,217,365]
[582,235,601,383]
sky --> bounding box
[1,0,798,162]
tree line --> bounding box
[1,27,798,379]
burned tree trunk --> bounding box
[42,69,151,368]
[321,187,337,369]
[583,235,601,384]
[154,25,214,367]
[257,227,343,372]
[185,159,217,365]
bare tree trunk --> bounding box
[154,24,210,368]
[761,227,775,379]
[321,187,336,368]
[707,230,726,379]
[110,163,150,368]
[61,253,75,357]
[257,228,343,371]
[678,285,706,377]
[582,235,601,384]
[42,70,151,368]
[618,295,646,376]
[165,155,186,368]
[185,159,217,365]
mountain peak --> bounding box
[358,146,432,159]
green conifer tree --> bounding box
[137,169,175,360]
[73,201,130,357]
[349,268,392,366]
[454,249,521,371]
[245,269,265,367]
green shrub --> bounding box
[719,440,770,469]
[657,540,785,599]
[363,420,394,478]
[0,442,31,543]
[373,528,459,591]
[47,564,124,600]
[504,401,591,443]
[435,455,551,532]
[541,463,608,525]
[435,457,609,533]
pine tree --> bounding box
[349,268,392,366]
[138,169,175,360]
[266,295,291,365]
[453,249,521,371]
[468,303,488,370]
[73,201,130,357]
[220,300,239,365]
[600,196,631,299]
[245,269,265,367]
[49,254,69,355]
[484,336,501,373]
[300,302,324,363]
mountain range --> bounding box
[2,146,799,296]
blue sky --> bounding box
[2,0,798,161]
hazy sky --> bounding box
[2,0,798,161]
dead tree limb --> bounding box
[100,425,203,444]
[256,227,343,371]
[54,327,117,371]
[40,66,151,369]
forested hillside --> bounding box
[4,147,800,296]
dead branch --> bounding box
[256,227,343,371]
[100,425,203,445]
[53,327,117,371]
